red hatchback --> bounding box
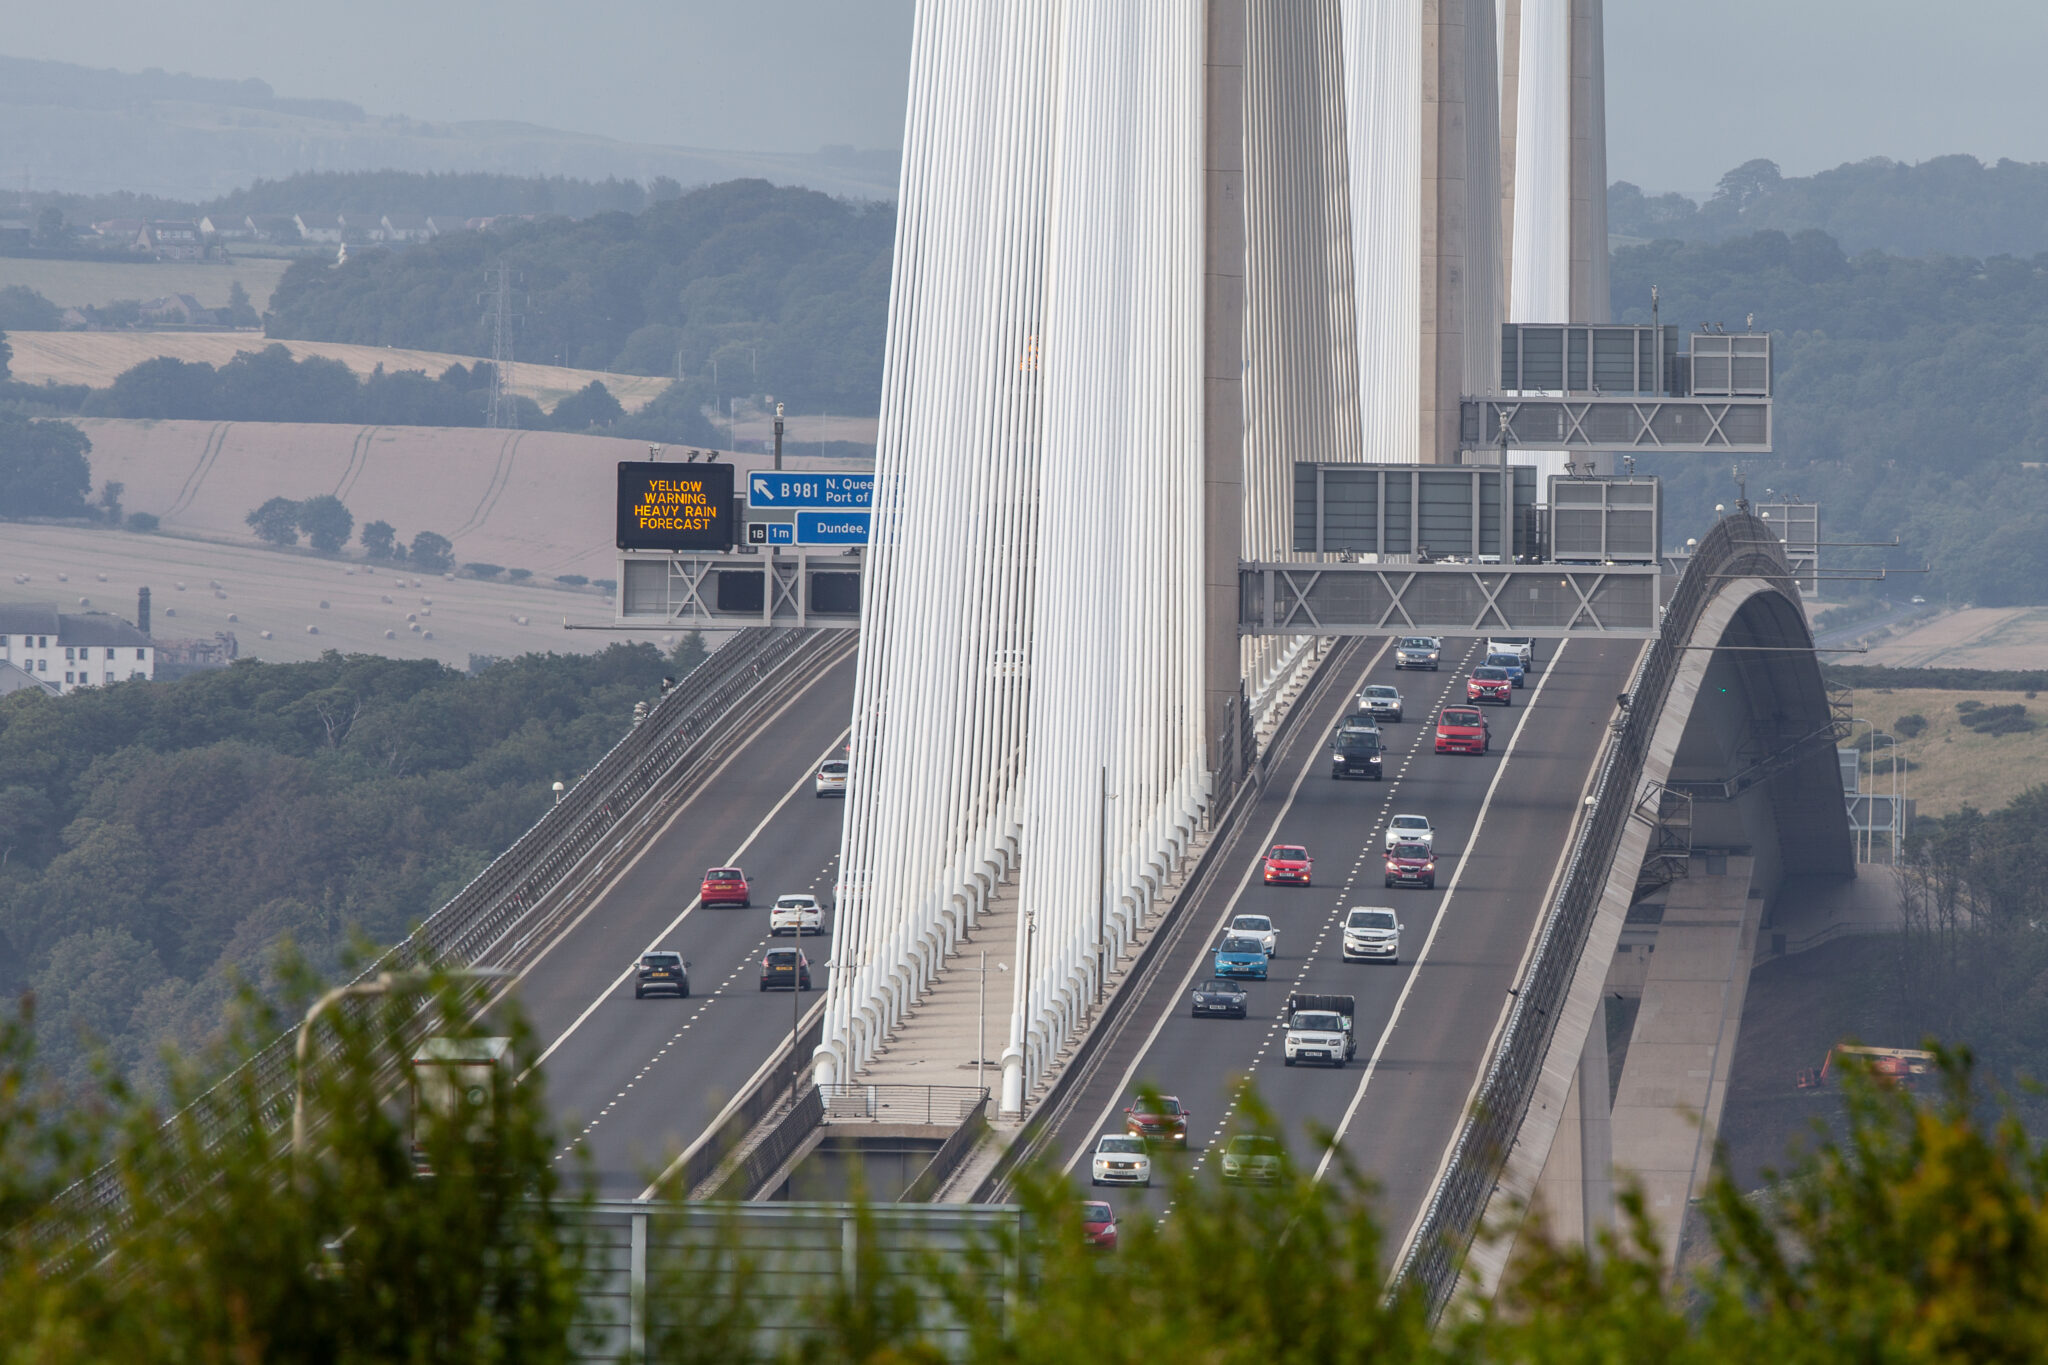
[701,866,750,908]
[1384,842,1437,889]
[1124,1095,1191,1146]
[1435,707,1491,755]
[1466,666,1513,706]
[1262,844,1313,887]
[1081,1200,1119,1251]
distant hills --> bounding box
[0,54,898,204]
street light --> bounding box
[291,966,511,1182]
[551,780,565,806]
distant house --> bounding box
[93,218,150,251]
[199,214,254,241]
[136,294,216,326]
[293,212,345,244]
[143,219,205,261]
[0,604,155,694]
[245,214,301,244]
[425,214,474,237]
[376,212,433,243]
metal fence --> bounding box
[1393,513,1798,1316]
[38,624,845,1252]
[819,1085,990,1128]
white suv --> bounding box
[1383,813,1434,851]
[770,894,823,936]
[1342,907,1402,963]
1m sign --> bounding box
[616,462,735,551]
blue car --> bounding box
[1213,934,1270,981]
[1483,652,1526,688]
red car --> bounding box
[701,866,750,907]
[1124,1094,1190,1146]
[1435,707,1491,755]
[1384,842,1437,889]
[1466,666,1513,706]
[1081,1200,1119,1251]
[1262,844,1313,887]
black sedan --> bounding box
[634,951,691,998]
[1190,977,1249,1019]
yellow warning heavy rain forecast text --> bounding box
[633,477,720,533]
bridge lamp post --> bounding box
[291,966,510,1185]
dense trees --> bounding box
[265,178,894,415]
[1611,231,2048,603]
[0,644,689,1088]
[0,410,91,517]
[0,286,61,332]
[1610,153,2048,259]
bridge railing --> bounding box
[38,624,842,1253]
[1394,514,1796,1316]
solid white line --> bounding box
[1311,644,1566,1185]
[1061,638,1391,1175]
[521,725,850,1080]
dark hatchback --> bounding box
[1190,978,1249,1019]
[759,947,812,991]
[634,951,691,998]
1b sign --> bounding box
[617,462,734,551]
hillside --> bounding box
[0,257,295,312]
[6,333,670,415]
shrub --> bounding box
[125,511,160,533]
[1959,703,2032,735]
[462,563,504,580]
[245,496,301,547]
[507,567,532,582]
[554,574,589,587]
[1894,713,1927,738]
[592,578,617,592]
[1957,699,1984,713]
[407,531,453,573]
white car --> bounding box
[1342,907,1402,963]
[1357,683,1403,722]
[815,759,848,797]
[770,894,824,936]
[1229,914,1279,957]
[1487,637,1535,669]
[1383,814,1434,852]
[1220,1134,1282,1184]
[1090,1134,1152,1187]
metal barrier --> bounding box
[702,1086,826,1201]
[1393,514,1799,1317]
[40,625,847,1251]
[818,1085,990,1128]
[901,1093,991,1202]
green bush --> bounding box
[461,562,504,580]
[125,511,160,534]
[1894,713,1927,738]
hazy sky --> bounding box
[7,0,2048,192]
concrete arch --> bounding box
[1414,513,1856,1307]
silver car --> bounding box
[1357,683,1404,721]
[1394,636,1441,671]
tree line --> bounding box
[0,642,699,1092]
[264,177,894,415]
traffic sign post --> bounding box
[747,473,874,510]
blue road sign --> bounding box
[746,522,795,545]
[746,472,875,509]
[797,511,871,545]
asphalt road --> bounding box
[1046,633,1641,1254]
[511,649,858,1197]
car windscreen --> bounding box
[1195,980,1239,994]
[1442,710,1482,725]
[1292,1012,1343,1031]
[1220,937,1262,954]
[1270,847,1307,860]
[643,954,681,967]
[1486,654,1518,666]
[1232,916,1271,931]
[1473,667,1507,679]
[820,762,847,773]
[1365,686,1397,698]
[1391,844,1430,860]
[1083,1202,1112,1220]
[1392,816,1427,829]
[776,897,813,909]
[1349,910,1397,930]
[1400,638,1433,648]
[1099,1137,1144,1153]
[708,868,741,879]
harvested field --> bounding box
[1846,685,2048,817]
[0,256,294,311]
[1860,607,2048,671]
[5,332,671,414]
[0,523,705,668]
[64,418,863,585]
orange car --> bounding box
[1262,844,1313,886]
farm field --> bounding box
[0,256,295,311]
[1846,685,2048,817]
[1859,607,2048,671]
[0,523,712,669]
[5,332,672,414]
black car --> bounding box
[1330,726,1384,780]
[1190,978,1249,1019]
[635,951,691,998]
[760,947,812,991]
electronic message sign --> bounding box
[616,462,734,551]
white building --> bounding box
[0,604,154,694]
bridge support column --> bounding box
[1577,1005,1614,1241]
[999,1046,1024,1119]
[1203,0,1248,788]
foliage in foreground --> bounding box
[5,1015,2048,1362]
